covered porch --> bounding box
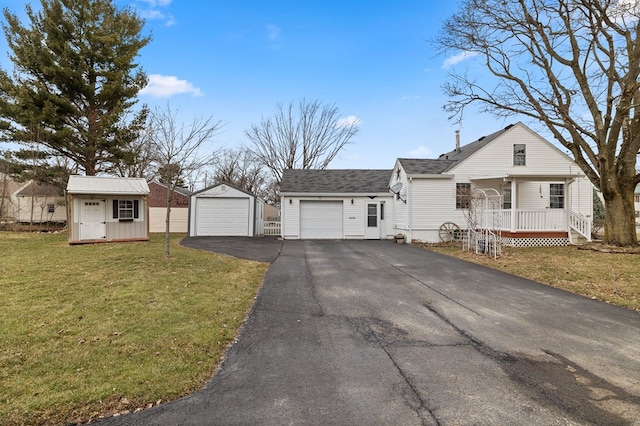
[469,173,592,246]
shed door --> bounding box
[80,200,106,240]
[195,197,250,236]
[300,201,343,239]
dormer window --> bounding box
[513,144,526,165]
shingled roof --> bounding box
[280,169,393,194]
[437,124,515,165]
[397,158,456,175]
[397,124,517,175]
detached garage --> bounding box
[188,183,264,237]
[280,169,395,240]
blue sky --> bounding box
[1,0,517,170]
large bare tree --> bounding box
[246,99,360,183]
[148,104,221,258]
[437,0,640,246]
[211,148,274,201]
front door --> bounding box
[365,202,380,239]
[80,200,106,240]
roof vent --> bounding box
[478,136,485,141]
[455,130,461,152]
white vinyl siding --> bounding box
[411,179,465,230]
[300,200,343,239]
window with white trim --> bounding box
[502,188,512,209]
[549,184,564,209]
[456,183,471,209]
[112,199,140,221]
[513,144,526,166]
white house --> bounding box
[280,169,395,240]
[66,175,150,244]
[14,181,67,224]
[389,122,594,246]
[635,185,640,224]
[188,183,265,237]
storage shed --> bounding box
[66,175,150,244]
[188,183,264,237]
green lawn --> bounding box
[0,232,268,425]
[424,244,640,312]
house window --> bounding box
[550,184,564,209]
[113,199,140,221]
[47,204,55,213]
[502,188,512,209]
[635,194,640,203]
[456,183,471,209]
[513,144,526,166]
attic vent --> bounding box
[505,124,514,130]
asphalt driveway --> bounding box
[100,239,640,425]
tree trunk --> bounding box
[602,190,637,246]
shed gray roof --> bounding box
[66,175,150,195]
[280,169,393,194]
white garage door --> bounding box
[300,201,343,239]
[195,198,250,236]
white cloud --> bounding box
[266,24,282,41]
[136,0,175,26]
[336,115,361,128]
[140,74,203,98]
[442,51,479,69]
[409,146,432,157]
[138,0,172,6]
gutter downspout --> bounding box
[407,176,412,243]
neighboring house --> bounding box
[390,122,593,246]
[1,174,26,222]
[66,175,150,244]
[279,169,394,239]
[147,181,191,233]
[15,181,67,223]
[188,182,265,237]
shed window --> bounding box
[550,184,564,209]
[513,144,526,166]
[456,183,471,209]
[113,199,140,220]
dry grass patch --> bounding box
[0,232,268,425]
[422,243,640,312]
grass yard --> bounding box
[0,232,268,426]
[423,244,640,312]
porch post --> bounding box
[510,179,517,232]
[565,178,571,235]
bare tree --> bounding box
[211,148,273,199]
[246,99,360,183]
[149,104,222,258]
[113,126,158,180]
[437,0,640,246]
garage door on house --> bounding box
[195,197,250,236]
[300,200,343,239]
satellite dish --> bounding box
[391,182,403,193]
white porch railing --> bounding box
[263,221,281,236]
[483,209,590,239]
[568,211,592,241]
